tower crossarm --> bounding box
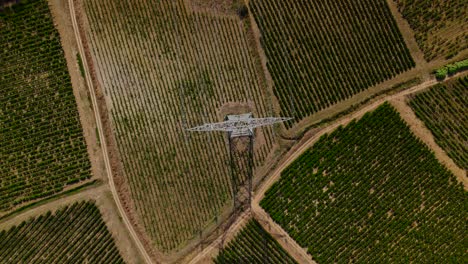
[187,117,292,132]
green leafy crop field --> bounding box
[0,201,124,263]
[214,219,297,264]
[394,0,468,61]
[261,103,466,262]
[0,0,91,212]
[250,0,415,126]
[409,76,467,169]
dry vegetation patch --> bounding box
[188,0,244,16]
[82,0,275,252]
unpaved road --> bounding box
[188,211,251,264]
[254,78,443,203]
[68,1,153,263]
[68,0,466,261]
[391,98,467,188]
[252,204,316,264]
[0,185,106,230]
[191,75,465,263]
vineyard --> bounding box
[214,219,297,264]
[0,201,124,263]
[409,76,467,169]
[394,0,468,61]
[82,0,274,251]
[0,0,91,211]
[261,103,466,262]
[250,0,415,125]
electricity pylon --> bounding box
[187,113,292,138]
[188,113,291,210]
[188,113,290,249]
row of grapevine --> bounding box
[394,0,468,60]
[409,76,467,169]
[214,219,297,264]
[261,103,466,263]
[250,0,415,126]
[0,201,125,263]
[0,0,91,211]
[83,0,274,251]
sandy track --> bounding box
[252,204,315,264]
[188,211,251,264]
[0,185,105,230]
[190,75,464,263]
[253,78,442,204]
[67,0,466,261]
[68,1,153,263]
[391,98,467,188]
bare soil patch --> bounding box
[71,0,157,262]
[217,101,254,118]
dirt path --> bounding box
[189,75,464,263]
[254,78,443,204]
[0,185,106,230]
[68,1,153,263]
[188,211,251,264]
[252,204,315,264]
[0,184,143,264]
[391,98,467,188]
[386,0,426,67]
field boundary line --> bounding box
[390,98,467,188]
[68,1,153,263]
[252,204,315,264]
[187,75,463,263]
[254,73,468,203]
[188,211,251,264]
[0,180,101,223]
[0,185,107,230]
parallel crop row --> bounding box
[409,76,467,169]
[250,0,414,126]
[0,0,91,211]
[214,219,297,264]
[261,103,466,263]
[0,201,124,263]
[83,0,274,251]
[394,0,468,60]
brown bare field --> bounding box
[77,0,283,257]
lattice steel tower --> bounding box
[188,113,291,212]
